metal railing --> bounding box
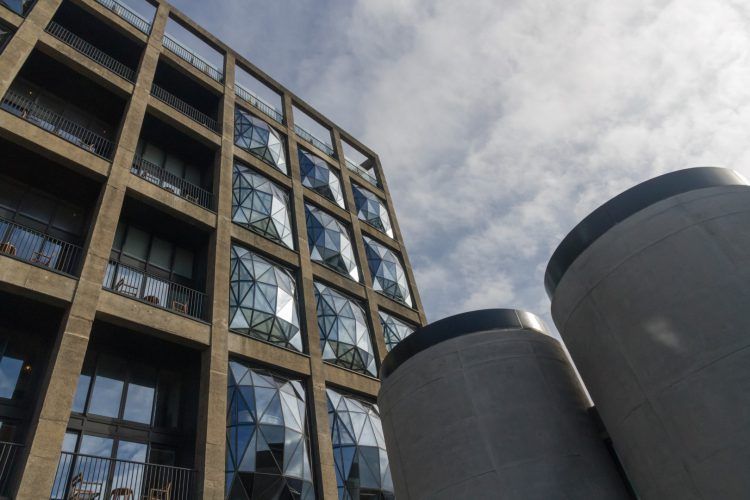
[103,259,209,321]
[150,83,220,133]
[163,34,223,83]
[0,441,22,497]
[51,452,195,500]
[235,84,283,123]
[1,90,115,159]
[0,216,83,276]
[95,0,152,34]
[46,21,136,82]
[294,124,335,157]
[131,155,214,210]
[345,158,379,187]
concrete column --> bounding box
[546,167,750,499]
[379,309,630,500]
[14,6,170,498]
[285,93,340,500]
[0,0,63,95]
[194,51,234,500]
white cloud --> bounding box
[173,0,750,335]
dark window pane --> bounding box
[52,203,85,236]
[154,371,180,429]
[123,364,155,424]
[0,355,23,399]
[0,419,18,442]
[112,222,126,251]
[122,226,149,261]
[17,191,55,225]
[173,247,193,279]
[88,356,126,418]
[79,434,113,457]
[148,237,172,270]
[148,446,175,466]
[0,179,22,212]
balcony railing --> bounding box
[0,441,22,497]
[45,21,136,82]
[131,155,214,210]
[294,124,335,157]
[103,259,209,321]
[1,90,115,159]
[345,158,379,187]
[95,0,151,35]
[51,451,196,500]
[151,83,220,133]
[0,216,83,276]
[163,34,223,83]
[235,84,283,123]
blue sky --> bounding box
[168,0,750,333]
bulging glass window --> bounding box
[232,163,294,249]
[352,184,393,238]
[363,236,412,307]
[326,388,394,500]
[314,282,375,376]
[298,148,345,208]
[226,361,314,500]
[229,245,302,352]
[378,311,415,351]
[234,108,287,173]
[305,204,359,281]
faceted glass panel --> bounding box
[298,149,345,208]
[234,108,287,173]
[314,282,375,376]
[305,204,359,281]
[232,163,294,249]
[363,236,412,307]
[226,361,314,500]
[326,388,394,500]
[352,184,393,238]
[229,245,302,352]
[378,311,415,351]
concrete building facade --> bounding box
[378,309,631,500]
[0,0,426,498]
[546,167,750,499]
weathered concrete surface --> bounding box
[379,323,629,500]
[551,183,750,499]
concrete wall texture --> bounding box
[549,168,750,499]
[378,310,629,500]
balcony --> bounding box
[235,84,283,124]
[103,259,208,321]
[294,124,335,157]
[0,216,83,276]
[131,155,213,210]
[151,83,219,133]
[45,21,136,82]
[163,34,223,83]
[95,0,151,35]
[0,441,22,497]
[1,90,115,159]
[51,452,196,500]
[346,158,379,187]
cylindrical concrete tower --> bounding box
[546,167,750,499]
[378,309,630,500]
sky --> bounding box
[168,0,750,335]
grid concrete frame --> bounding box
[0,1,427,498]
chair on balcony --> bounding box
[171,300,188,314]
[68,472,101,499]
[31,251,52,266]
[0,242,16,256]
[110,487,134,499]
[143,481,171,500]
[114,278,139,297]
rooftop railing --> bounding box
[150,83,220,133]
[45,21,136,82]
[51,451,196,500]
[345,158,379,187]
[94,0,152,34]
[234,84,284,123]
[103,259,209,321]
[131,155,214,210]
[294,124,335,157]
[163,34,223,83]
[1,90,115,159]
[0,217,83,276]
[0,441,22,498]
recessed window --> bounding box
[363,236,412,307]
[234,108,287,173]
[305,204,359,281]
[352,184,393,238]
[298,148,344,208]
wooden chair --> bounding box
[31,251,52,266]
[0,242,16,256]
[171,300,188,314]
[68,472,101,499]
[143,482,171,500]
[143,295,160,305]
[110,487,134,499]
[114,278,139,297]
